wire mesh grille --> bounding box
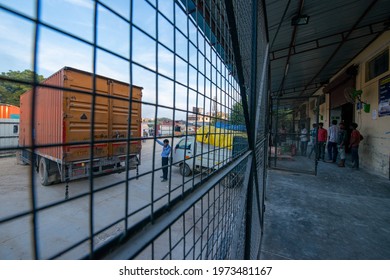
[0,0,268,259]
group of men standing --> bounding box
[307,120,362,169]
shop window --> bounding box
[366,49,389,82]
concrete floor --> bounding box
[260,159,390,260]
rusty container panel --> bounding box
[19,70,64,161]
[0,104,20,118]
[19,91,32,150]
[63,69,110,162]
[110,81,142,157]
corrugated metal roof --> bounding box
[266,0,390,97]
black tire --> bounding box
[180,163,192,177]
[39,157,50,186]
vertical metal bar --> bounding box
[201,0,206,183]
[215,179,221,259]
[175,1,184,195]
[212,183,217,258]
[224,0,253,150]
[169,0,175,194]
[171,1,177,205]
[241,0,261,260]
[194,0,200,185]
[168,0,174,198]
[192,205,196,259]
[200,195,204,259]
[151,0,159,223]
[262,65,271,228]
[124,0,134,232]
[267,96,272,168]
[30,0,42,260]
[315,95,320,175]
[182,214,186,259]
[274,97,280,167]
[220,181,226,258]
[88,0,99,259]
[206,191,211,259]
[169,226,172,259]
[185,0,193,192]
[209,0,215,174]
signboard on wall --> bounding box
[379,74,390,117]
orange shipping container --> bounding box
[19,67,142,185]
[0,104,20,119]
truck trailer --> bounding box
[0,118,19,154]
[18,67,142,185]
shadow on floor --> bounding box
[260,160,390,260]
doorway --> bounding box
[341,102,354,153]
[269,96,320,175]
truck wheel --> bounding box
[39,157,50,186]
[180,163,192,177]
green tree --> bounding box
[230,101,245,125]
[0,70,44,106]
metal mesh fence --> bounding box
[0,0,268,259]
[269,96,320,175]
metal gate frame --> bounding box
[269,95,320,175]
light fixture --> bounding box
[291,15,310,26]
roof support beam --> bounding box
[271,83,323,96]
[299,0,380,96]
[270,20,389,61]
[276,0,305,96]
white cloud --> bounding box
[63,0,93,10]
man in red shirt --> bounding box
[349,122,361,169]
[317,122,327,161]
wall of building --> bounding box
[308,31,390,178]
[308,94,329,129]
[354,31,390,178]
[331,31,390,178]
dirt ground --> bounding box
[0,139,200,259]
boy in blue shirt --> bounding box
[156,139,171,182]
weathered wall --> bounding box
[354,31,390,178]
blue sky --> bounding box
[0,0,239,119]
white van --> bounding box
[172,136,232,176]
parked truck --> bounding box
[18,67,142,185]
[172,125,247,176]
